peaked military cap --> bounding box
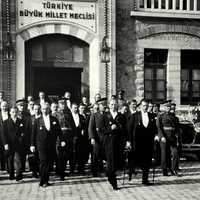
[96,97,107,104]
[162,100,172,106]
[57,96,66,103]
[16,98,27,105]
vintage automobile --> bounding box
[175,106,200,160]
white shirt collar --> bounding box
[72,112,79,127]
[141,111,149,128]
[2,111,8,121]
[43,114,50,131]
[110,110,118,119]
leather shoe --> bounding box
[171,170,178,176]
[128,173,132,181]
[142,180,153,186]
[42,184,48,188]
[163,169,168,176]
[112,185,119,190]
[9,176,15,180]
[170,169,177,176]
[16,176,23,182]
[46,182,52,186]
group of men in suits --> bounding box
[0,90,181,190]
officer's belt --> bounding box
[163,127,175,131]
[61,127,72,131]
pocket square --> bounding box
[20,124,23,127]
[53,121,57,125]
[39,127,43,130]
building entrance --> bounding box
[33,67,82,102]
[25,34,89,102]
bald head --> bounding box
[41,102,50,116]
[1,101,8,112]
[109,99,118,112]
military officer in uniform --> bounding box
[156,100,179,176]
[88,100,108,177]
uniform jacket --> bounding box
[156,112,179,145]
[88,112,110,143]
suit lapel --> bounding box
[39,116,46,131]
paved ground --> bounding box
[0,160,200,200]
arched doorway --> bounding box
[25,34,89,102]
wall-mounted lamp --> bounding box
[100,36,110,63]
[3,32,15,60]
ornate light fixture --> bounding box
[100,36,110,63]
[3,32,15,60]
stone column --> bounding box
[135,47,144,101]
[109,0,116,97]
[167,49,181,105]
[0,1,2,91]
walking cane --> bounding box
[122,148,129,185]
[152,140,158,182]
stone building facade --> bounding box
[117,0,200,105]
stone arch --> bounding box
[16,23,100,100]
[18,22,96,44]
[136,24,200,39]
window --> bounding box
[144,49,167,102]
[181,50,200,105]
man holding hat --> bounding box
[156,100,179,176]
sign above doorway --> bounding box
[17,0,97,32]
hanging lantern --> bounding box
[100,36,110,63]
[3,32,15,60]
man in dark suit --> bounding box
[16,99,32,172]
[27,103,41,178]
[70,103,86,174]
[104,99,126,190]
[30,102,65,187]
[88,102,108,177]
[127,99,156,185]
[0,101,9,171]
[78,103,90,173]
[2,106,28,181]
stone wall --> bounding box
[116,0,137,101]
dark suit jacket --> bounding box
[2,117,27,153]
[71,113,85,138]
[0,112,9,146]
[88,112,110,143]
[128,111,156,149]
[128,111,157,166]
[31,115,62,151]
[104,112,127,170]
